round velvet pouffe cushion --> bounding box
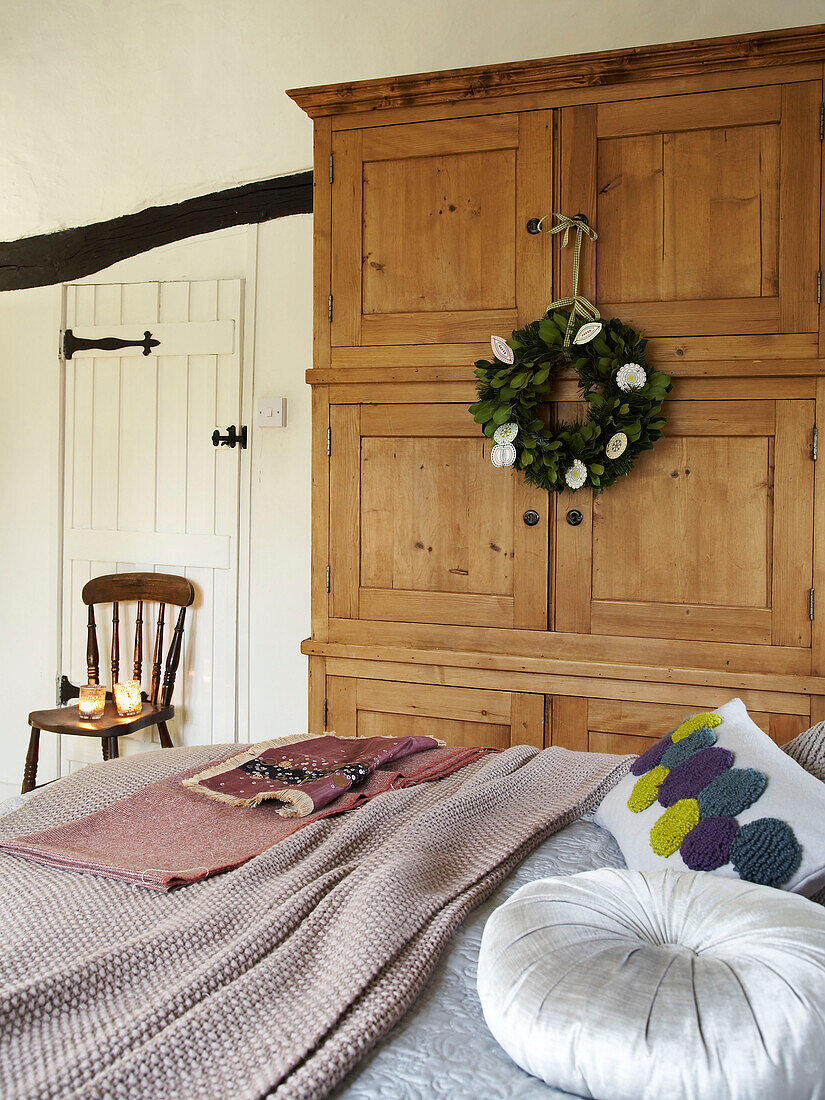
[477,868,825,1100]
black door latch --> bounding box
[211,425,248,449]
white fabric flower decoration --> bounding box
[564,459,587,490]
[616,363,646,392]
[490,335,514,365]
[491,442,517,468]
[493,422,519,444]
[606,432,628,459]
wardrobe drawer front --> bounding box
[550,695,809,755]
[326,675,544,750]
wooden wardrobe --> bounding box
[289,25,825,757]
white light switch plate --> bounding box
[257,397,287,427]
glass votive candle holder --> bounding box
[113,680,142,717]
[78,684,106,719]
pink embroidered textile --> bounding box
[0,743,489,891]
[182,733,443,814]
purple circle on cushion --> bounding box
[630,736,671,776]
[657,746,734,807]
[680,815,738,871]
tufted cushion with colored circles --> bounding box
[477,868,825,1100]
[595,698,825,896]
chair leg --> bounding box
[157,721,173,749]
[101,736,119,762]
[23,728,40,794]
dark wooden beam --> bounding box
[0,171,313,291]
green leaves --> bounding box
[539,319,562,347]
[469,306,671,495]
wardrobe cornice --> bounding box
[287,24,825,119]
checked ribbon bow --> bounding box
[541,213,600,346]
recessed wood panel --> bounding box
[587,698,770,738]
[665,124,778,301]
[358,710,511,749]
[361,438,514,596]
[326,674,544,749]
[363,150,516,315]
[592,436,770,609]
[552,695,805,755]
[596,124,779,306]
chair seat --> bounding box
[28,700,175,738]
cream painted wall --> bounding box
[1,0,823,239]
[0,286,63,795]
[1,1,823,790]
[247,216,312,742]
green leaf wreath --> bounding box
[469,308,672,493]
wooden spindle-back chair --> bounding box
[23,572,196,793]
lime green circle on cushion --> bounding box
[671,713,722,743]
[627,766,669,813]
[649,798,701,856]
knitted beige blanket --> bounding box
[0,740,630,1100]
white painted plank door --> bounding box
[61,279,243,774]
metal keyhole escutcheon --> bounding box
[523,510,540,527]
[566,509,583,526]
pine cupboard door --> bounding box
[326,676,545,749]
[329,403,548,629]
[550,697,810,754]
[554,397,815,651]
[329,112,552,357]
[558,82,821,353]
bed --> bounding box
[0,742,627,1099]
[3,717,824,1100]
[0,786,621,1100]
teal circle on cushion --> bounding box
[697,767,767,819]
[730,818,802,888]
[660,727,717,770]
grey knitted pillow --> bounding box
[782,724,825,904]
[783,722,825,784]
